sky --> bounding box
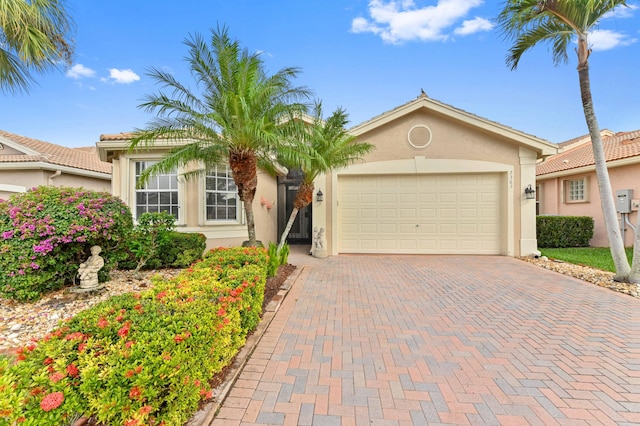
[2,0,639,148]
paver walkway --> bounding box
[212,254,640,425]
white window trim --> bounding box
[198,163,245,226]
[128,155,186,226]
[563,176,589,204]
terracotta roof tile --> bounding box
[0,130,111,174]
[537,130,640,176]
[100,132,136,141]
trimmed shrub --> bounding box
[0,247,268,425]
[120,229,207,271]
[126,212,176,273]
[537,216,594,248]
[0,186,133,302]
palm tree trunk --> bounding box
[277,182,314,253]
[229,150,258,246]
[577,36,630,281]
[277,207,300,253]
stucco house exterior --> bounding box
[97,93,558,256]
[0,130,111,200]
[536,129,640,247]
[96,134,280,250]
[310,93,558,257]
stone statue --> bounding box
[316,228,325,250]
[76,245,104,291]
[310,227,319,255]
[313,227,328,258]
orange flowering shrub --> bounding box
[0,247,267,425]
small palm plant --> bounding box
[277,101,374,253]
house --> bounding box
[536,129,640,247]
[96,133,280,249]
[309,93,558,257]
[97,93,558,256]
[0,130,111,200]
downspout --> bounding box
[48,170,62,185]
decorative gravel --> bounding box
[1,259,638,354]
[521,256,640,298]
[0,269,182,354]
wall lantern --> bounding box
[316,189,324,202]
[524,184,536,200]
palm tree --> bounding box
[129,26,310,246]
[276,102,374,253]
[0,0,74,93]
[497,0,638,283]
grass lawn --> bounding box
[540,247,634,273]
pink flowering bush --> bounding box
[0,186,134,301]
[0,247,267,425]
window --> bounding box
[564,177,588,203]
[134,161,179,219]
[205,165,239,222]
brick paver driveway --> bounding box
[213,255,640,425]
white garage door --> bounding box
[338,174,502,254]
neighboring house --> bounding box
[96,133,280,249]
[536,129,640,247]
[311,93,557,257]
[0,130,111,200]
[97,93,558,256]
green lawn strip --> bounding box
[540,247,634,273]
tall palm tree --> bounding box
[276,102,374,253]
[129,26,310,246]
[497,0,638,283]
[0,0,74,93]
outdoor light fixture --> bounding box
[525,184,536,200]
[316,189,324,202]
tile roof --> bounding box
[100,132,136,141]
[537,130,640,176]
[0,130,111,175]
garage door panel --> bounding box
[361,193,377,203]
[379,209,397,219]
[399,208,418,218]
[380,194,397,203]
[439,208,457,219]
[338,173,501,254]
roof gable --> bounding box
[349,93,558,158]
[537,130,640,176]
[0,130,112,175]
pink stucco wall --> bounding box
[538,163,640,247]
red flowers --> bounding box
[40,392,64,411]
[49,372,65,383]
[43,357,54,365]
[129,386,142,400]
[66,363,79,377]
[118,321,132,338]
[97,317,109,328]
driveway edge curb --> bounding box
[188,265,306,426]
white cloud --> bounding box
[454,17,493,36]
[350,0,489,44]
[602,3,637,19]
[588,29,636,51]
[66,64,96,79]
[103,68,140,84]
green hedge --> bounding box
[119,231,207,270]
[537,216,594,248]
[0,246,268,425]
